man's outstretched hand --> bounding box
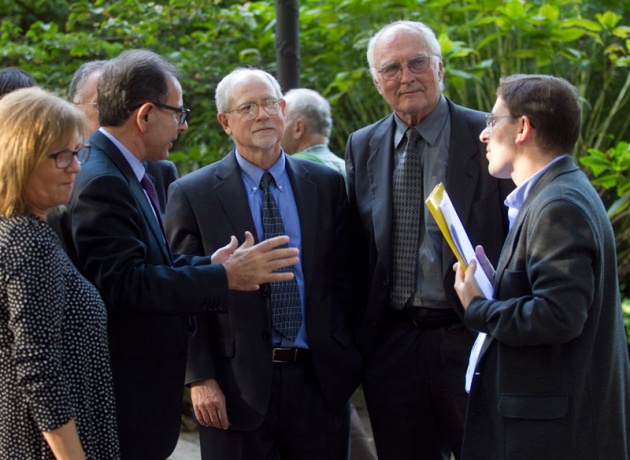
[222,231,299,291]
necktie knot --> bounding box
[259,171,274,192]
[405,128,422,154]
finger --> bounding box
[264,272,296,283]
[265,255,300,271]
[255,234,291,251]
[224,235,238,252]
[193,405,210,427]
[217,407,230,430]
[466,259,478,281]
[240,231,255,248]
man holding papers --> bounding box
[454,74,630,459]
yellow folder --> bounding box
[425,182,467,269]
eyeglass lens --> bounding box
[53,146,90,168]
[235,100,281,119]
[379,56,433,79]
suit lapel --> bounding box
[285,156,317,299]
[367,115,396,268]
[214,151,259,243]
[91,131,172,263]
[442,100,484,276]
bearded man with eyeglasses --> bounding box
[345,20,514,460]
[163,67,363,460]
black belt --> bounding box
[272,347,310,363]
[396,306,460,330]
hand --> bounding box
[211,236,238,264]
[474,245,496,284]
[223,231,300,291]
[191,379,229,430]
[453,259,484,310]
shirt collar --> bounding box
[235,148,287,189]
[394,95,448,148]
[505,154,569,228]
[99,127,146,181]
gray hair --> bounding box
[283,88,332,139]
[68,60,107,103]
[215,67,283,113]
[366,20,441,78]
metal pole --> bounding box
[275,0,300,91]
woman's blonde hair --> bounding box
[0,87,87,217]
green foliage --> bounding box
[580,142,630,295]
[622,298,630,344]
[1,0,629,294]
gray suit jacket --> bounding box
[463,156,630,459]
[164,151,363,431]
[345,98,513,355]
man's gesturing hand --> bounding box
[223,231,300,291]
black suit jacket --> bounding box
[164,151,363,431]
[345,98,513,355]
[463,157,630,459]
[62,130,230,459]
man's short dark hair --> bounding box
[498,74,581,155]
[98,49,180,127]
[0,67,36,99]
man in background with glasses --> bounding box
[58,51,300,460]
[164,67,362,460]
[345,20,514,459]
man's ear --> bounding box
[217,112,232,136]
[135,103,153,133]
[515,115,534,145]
[293,119,306,139]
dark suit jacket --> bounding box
[463,157,630,459]
[164,151,363,431]
[62,130,230,459]
[146,159,179,213]
[345,98,513,355]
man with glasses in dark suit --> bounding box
[165,67,363,460]
[59,50,299,460]
[345,20,514,460]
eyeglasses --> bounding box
[377,55,437,80]
[152,102,191,124]
[48,145,91,169]
[485,114,517,128]
[225,98,283,120]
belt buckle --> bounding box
[272,347,294,363]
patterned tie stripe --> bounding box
[390,128,423,308]
[259,172,302,342]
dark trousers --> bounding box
[198,355,351,460]
[363,309,475,460]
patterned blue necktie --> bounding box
[259,172,302,341]
[390,128,423,308]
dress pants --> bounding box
[198,353,351,460]
[363,309,475,460]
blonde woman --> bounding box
[0,87,119,459]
